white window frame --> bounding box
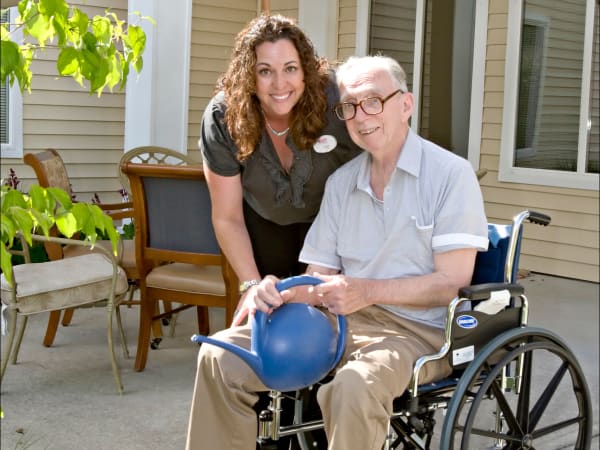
[1,6,23,158]
[499,0,599,190]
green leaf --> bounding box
[89,204,106,229]
[1,212,18,246]
[29,208,53,237]
[134,55,143,74]
[29,184,51,213]
[38,0,69,18]
[82,31,97,51]
[9,207,35,241]
[55,211,77,237]
[72,202,94,236]
[0,40,20,83]
[26,12,54,46]
[52,13,67,46]
[1,188,29,212]
[47,186,73,210]
[125,25,146,58]
[68,8,88,41]
[1,244,14,286]
[57,46,79,75]
[92,16,111,45]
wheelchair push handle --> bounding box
[526,210,551,227]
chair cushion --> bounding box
[146,263,225,296]
[0,253,129,315]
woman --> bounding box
[200,14,361,325]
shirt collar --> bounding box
[396,128,421,177]
[356,128,422,193]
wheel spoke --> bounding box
[489,374,523,435]
[529,361,568,429]
[516,345,533,432]
[531,416,585,440]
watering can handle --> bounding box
[275,275,347,367]
[275,274,323,291]
[255,275,325,345]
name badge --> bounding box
[313,135,337,153]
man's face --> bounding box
[338,66,413,156]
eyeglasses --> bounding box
[333,89,404,121]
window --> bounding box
[365,0,486,169]
[500,0,599,190]
[0,7,23,158]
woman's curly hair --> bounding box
[217,14,330,161]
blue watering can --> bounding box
[191,275,347,391]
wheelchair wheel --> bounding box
[440,327,592,449]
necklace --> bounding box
[265,119,289,137]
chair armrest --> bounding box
[91,201,134,221]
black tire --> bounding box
[440,327,592,449]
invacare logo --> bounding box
[457,315,478,329]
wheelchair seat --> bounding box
[256,211,593,450]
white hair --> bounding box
[336,55,409,92]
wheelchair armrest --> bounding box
[458,282,524,301]
[408,282,527,413]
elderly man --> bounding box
[186,55,488,450]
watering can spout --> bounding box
[190,334,263,375]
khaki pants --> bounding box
[185,306,451,450]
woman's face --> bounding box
[254,38,305,119]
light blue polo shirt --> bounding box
[299,129,489,328]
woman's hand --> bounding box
[231,276,285,326]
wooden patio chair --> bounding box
[120,162,238,372]
[117,146,200,344]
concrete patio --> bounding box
[1,273,598,450]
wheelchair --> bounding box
[255,210,593,450]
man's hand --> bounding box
[309,272,368,315]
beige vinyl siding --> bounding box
[187,0,300,160]
[1,0,128,205]
[368,1,416,79]
[187,0,258,160]
[480,0,599,282]
[338,0,357,61]
[269,0,298,19]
